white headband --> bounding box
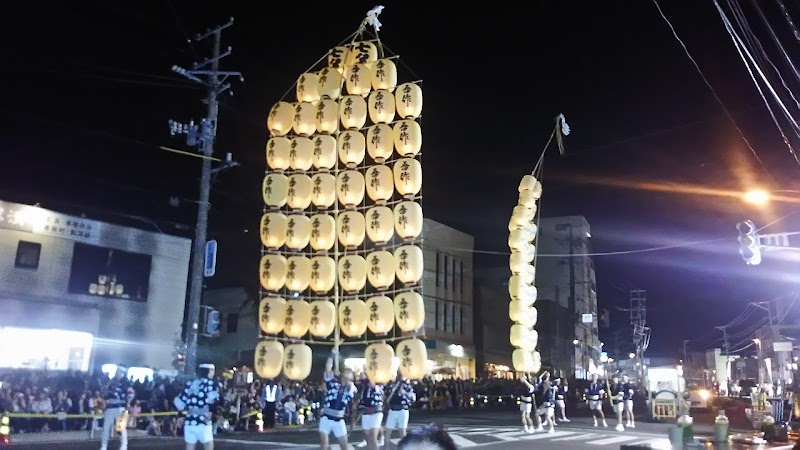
[199,363,215,370]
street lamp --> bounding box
[743,190,770,205]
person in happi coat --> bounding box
[384,372,417,447]
[319,349,357,450]
[100,364,131,450]
[174,363,220,450]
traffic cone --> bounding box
[255,412,264,433]
[0,413,11,445]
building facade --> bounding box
[473,276,514,379]
[0,200,191,371]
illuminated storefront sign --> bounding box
[0,200,100,242]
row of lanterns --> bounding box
[255,337,428,383]
[509,174,543,374]
[262,158,422,209]
[259,203,423,250]
[266,122,421,172]
[259,245,423,292]
[259,291,424,337]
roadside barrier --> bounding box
[1,413,10,445]
[652,399,677,420]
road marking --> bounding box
[217,438,317,448]
[448,434,478,447]
[456,427,501,434]
[588,435,640,445]
[551,432,608,441]
[518,431,579,440]
[491,431,532,440]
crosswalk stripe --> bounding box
[551,432,607,441]
[448,434,478,447]
[518,431,579,440]
[588,435,640,445]
[491,431,530,441]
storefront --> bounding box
[0,326,93,371]
[484,363,514,379]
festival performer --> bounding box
[358,372,385,450]
[622,374,636,428]
[585,373,608,427]
[100,365,131,450]
[541,376,557,433]
[554,378,570,422]
[319,349,357,450]
[518,374,536,433]
[261,379,282,429]
[385,372,416,447]
[610,374,626,432]
[174,363,220,450]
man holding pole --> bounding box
[319,348,357,450]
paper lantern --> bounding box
[366,124,394,162]
[395,83,423,119]
[338,255,367,293]
[394,291,425,332]
[395,245,423,285]
[346,41,378,67]
[509,301,537,328]
[259,254,287,291]
[328,46,350,73]
[338,130,366,168]
[508,229,532,251]
[396,338,427,380]
[285,214,311,250]
[263,174,289,208]
[346,64,372,97]
[394,201,423,240]
[255,340,284,379]
[315,98,339,134]
[336,211,366,248]
[309,256,336,293]
[508,275,534,301]
[310,214,336,251]
[266,137,291,171]
[259,296,287,335]
[367,251,395,290]
[336,170,366,208]
[339,299,369,337]
[509,251,532,274]
[366,295,394,334]
[296,73,320,103]
[312,134,337,170]
[292,102,316,136]
[365,343,395,384]
[519,190,538,209]
[518,264,535,285]
[289,137,314,171]
[368,89,396,124]
[260,212,287,248]
[285,256,311,292]
[509,206,536,230]
[532,351,542,372]
[519,175,538,192]
[309,300,336,338]
[510,324,538,350]
[365,206,394,244]
[393,158,422,197]
[310,173,336,209]
[340,95,367,130]
[392,120,422,157]
[371,59,398,90]
[512,349,535,374]
[283,344,313,381]
[365,166,394,204]
[283,300,312,338]
[317,68,342,100]
[287,174,312,210]
[267,101,294,136]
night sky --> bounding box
[3,1,800,358]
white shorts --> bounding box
[361,412,383,430]
[556,399,565,409]
[319,416,348,438]
[385,409,410,430]
[625,400,634,411]
[184,423,213,444]
[520,402,532,413]
[614,402,624,413]
[590,400,602,411]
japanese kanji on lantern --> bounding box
[257,8,427,382]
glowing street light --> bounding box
[743,190,770,205]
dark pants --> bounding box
[264,402,276,428]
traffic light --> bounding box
[203,307,220,336]
[737,220,762,265]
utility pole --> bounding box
[629,289,647,383]
[715,326,730,355]
[682,340,689,364]
[169,18,242,375]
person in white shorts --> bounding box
[319,349,357,450]
[518,374,536,433]
[610,374,626,432]
[174,363,220,450]
[622,375,636,428]
[385,373,416,448]
[100,364,131,450]
[357,372,385,450]
[585,373,608,427]
[554,378,571,422]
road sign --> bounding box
[204,240,217,277]
[581,313,594,323]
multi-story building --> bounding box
[0,200,191,371]
[473,268,514,378]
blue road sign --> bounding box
[204,240,217,277]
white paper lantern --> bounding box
[266,137,291,171]
[310,214,336,252]
[328,46,350,73]
[392,120,422,157]
[340,95,367,130]
[395,82,423,119]
[317,67,342,100]
[296,73,320,103]
[338,254,367,293]
[312,134,337,170]
[366,295,394,334]
[368,89,396,124]
[346,41,378,67]
[336,210,365,248]
[512,349,535,374]
[346,64,372,97]
[267,101,294,136]
[366,251,395,290]
[284,300,312,338]
[510,325,538,350]
[394,201,423,240]
[260,254,288,291]
[286,214,311,250]
[395,245,423,285]
[519,175,538,192]
[394,291,425,332]
[263,174,289,208]
[283,344,313,381]
[518,264,535,284]
[339,299,369,337]
[509,301,537,328]
[365,206,394,244]
[260,212,287,249]
[286,256,312,292]
[292,102,317,136]
[310,173,336,209]
[508,274,538,304]
[366,165,394,203]
[393,158,422,197]
[309,256,336,293]
[287,174,312,210]
[508,229,532,251]
[509,206,536,231]
[365,343,395,384]
[396,338,427,380]
[309,300,336,338]
[519,190,538,209]
[338,130,366,168]
[366,124,394,162]
[509,251,532,274]
[336,170,366,208]
[259,296,287,335]
[255,340,284,379]
[371,59,398,90]
[290,137,314,171]
[315,98,339,134]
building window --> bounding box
[226,313,239,333]
[451,257,457,292]
[459,260,464,293]
[452,304,459,335]
[15,241,42,269]
[459,306,464,335]
[443,255,449,290]
[443,302,449,332]
[435,253,441,287]
[435,302,440,330]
